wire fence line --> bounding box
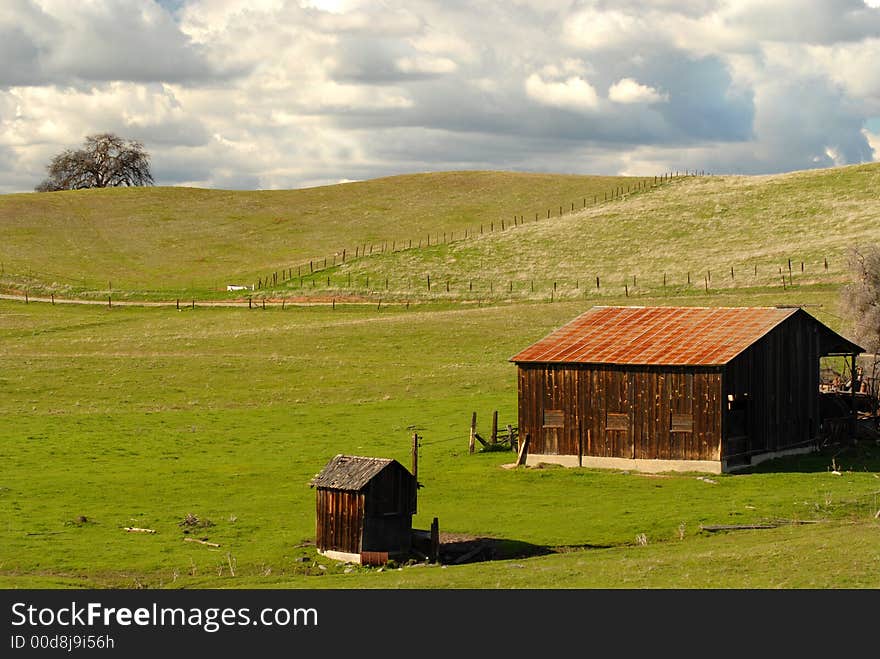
[245,170,703,292]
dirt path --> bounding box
[0,293,403,308]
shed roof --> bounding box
[510,306,862,366]
[310,454,404,491]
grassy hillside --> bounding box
[294,163,880,303]
[0,171,649,296]
[5,164,877,305]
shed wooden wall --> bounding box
[722,312,821,462]
[315,489,364,555]
[517,364,722,462]
[315,464,416,556]
[361,464,415,554]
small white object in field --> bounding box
[227,285,248,291]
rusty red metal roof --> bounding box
[510,306,802,366]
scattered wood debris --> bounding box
[696,476,718,484]
[184,537,220,547]
[124,527,156,534]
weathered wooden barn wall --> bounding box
[722,311,822,463]
[313,457,416,557]
[517,363,722,462]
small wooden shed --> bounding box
[310,454,417,564]
[510,306,863,473]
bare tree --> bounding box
[841,246,880,354]
[35,133,153,192]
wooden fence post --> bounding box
[507,424,514,451]
[430,517,439,563]
[469,412,476,455]
[491,410,498,444]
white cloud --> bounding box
[563,9,643,51]
[525,73,599,112]
[863,128,880,161]
[395,55,457,75]
[608,78,668,104]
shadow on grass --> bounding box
[737,439,880,475]
[436,534,615,565]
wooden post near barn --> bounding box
[491,410,498,444]
[507,424,514,451]
[429,517,439,564]
[515,432,530,467]
[469,412,477,454]
[411,432,420,514]
[577,420,583,467]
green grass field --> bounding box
[1,290,878,589]
[1,164,879,589]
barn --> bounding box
[310,454,417,564]
[510,306,863,474]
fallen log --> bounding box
[124,527,156,534]
[184,537,220,547]
[700,524,776,532]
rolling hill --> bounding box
[2,164,878,305]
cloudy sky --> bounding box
[1,0,880,193]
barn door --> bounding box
[542,409,563,454]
